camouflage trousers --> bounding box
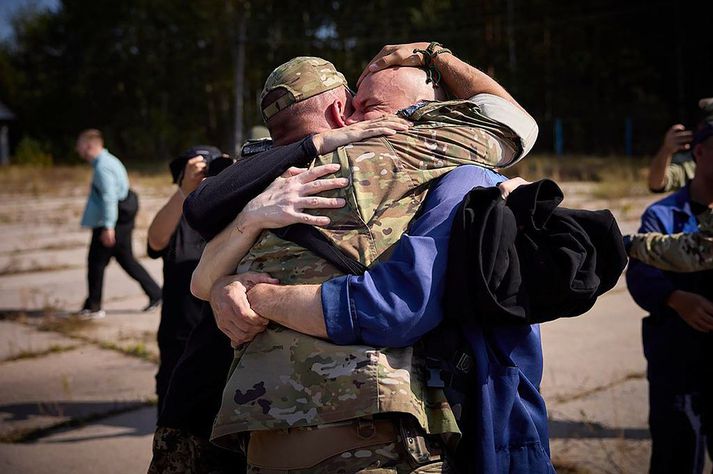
[148,426,245,474]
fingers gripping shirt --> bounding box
[629,209,713,272]
[212,99,525,448]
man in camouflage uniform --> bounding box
[192,51,537,472]
[648,97,712,193]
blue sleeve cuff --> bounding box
[321,275,360,345]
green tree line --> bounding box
[0,0,711,163]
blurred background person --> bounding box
[627,123,713,473]
[648,97,713,193]
[147,145,233,412]
[76,128,161,319]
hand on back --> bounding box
[241,164,349,229]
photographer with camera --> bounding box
[147,145,233,413]
[648,97,713,193]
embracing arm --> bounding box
[249,284,326,338]
[190,164,348,300]
[358,42,519,108]
[185,118,410,241]
[247,166,507,346]
[626,210,677,314]
[184,137,319,241]
[359,43,537,161]
[190,212,264,300]
[627,209,713,272]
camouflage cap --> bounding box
[260,56,348,122]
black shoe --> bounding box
[143,299,162,312]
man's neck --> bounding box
[90,148,105,161]
[690,177,713,208]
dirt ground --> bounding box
[0,169,709,473]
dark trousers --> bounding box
[155,334,187,413]
[643,314,712,474]
[83,224,161,311]
[158,306,234,439]
[155,299,203,412]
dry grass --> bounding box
[35,315,94,335]
[552,371,646,404]
[0,164,172,197]
[1,344,80,363]
[1,155,652,197]
[0,262,79,276]
[97,340,158,364]
[31,315,159,363]
[507,154,649,183]
[0,165,91,196]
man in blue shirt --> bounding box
[627,124,713,473]
[77,129,161,319]
[223,166,553,473]
[191,44,552,472]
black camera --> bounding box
[169,145,234,184]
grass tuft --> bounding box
[1,344,80,363]
[36,316,94,335]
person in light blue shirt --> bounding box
[76,129,161,319]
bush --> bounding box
[13,136,53,167]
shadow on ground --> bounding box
[0,400,154,443]
[1,400,145,424]
[39,405,156,444]
[549,419,650,440]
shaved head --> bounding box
[265,86,353,145]
[348,67,446,123]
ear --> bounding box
[326,100,348,128]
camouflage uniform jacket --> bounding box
[629,208,713,272]
[211,99,527,448]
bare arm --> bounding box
[648,124,692,192]
[238,178,529,341]
[190,118,411,300]
[190,211,264,300]
[249,283,327,338]
[357,42,520,108]
[148,156,206,251]
[190,164,348,300]
[357,43,537,160]
[434,52,519,107]
[148,190,185,252]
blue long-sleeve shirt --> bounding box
[80,148,129,229]
[321,165,554,473]
[322,165,503,346]
[627,186,701,314]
